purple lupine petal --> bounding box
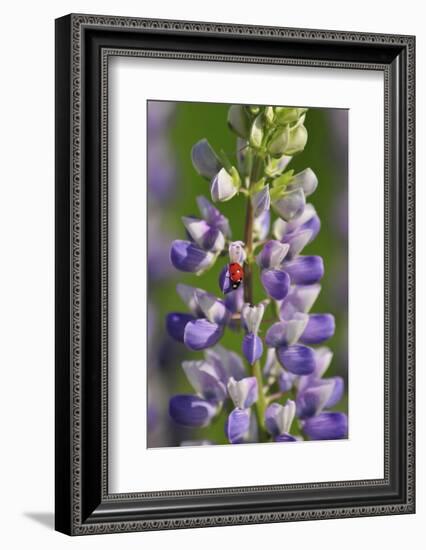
[252,185,271,217]
[280,284,321,320]
[182,216,225,253]
[324,376,344,408]
[241,303,265,334]
[191,139,222,179]
[287,168,318,197]
[296,380,336,419]
[265,400,296,436]
[297,347,334,394]
[274,433,297,442]
[261,269,290,300]
[184,319,223,350]
[211,168,238,202]
[284,256,324,285]
[272,188,305,221]
[300,314,335,344]
[314,347,334,377]
[196,196,231,237]
[229,241,246,264]
[256,240,289,270]
[182,360,227,403]
[170,240,215,274]
[227,376,258,409]
[303,412,348,440]
[277,344,316,375]
[225,408,251,444]
[298,211,321,242]
[265,314,308,347]
[278,368,296,393]
[242,333,263,365]
[195,290,229,325]
[205,345,247,382]
[219,265,233,295]
[224,284,244,313]
[273,203,320,242]
[253,209,271,241]
[166,312,196,342]
[169,395,217,427]
[282,229,313,259]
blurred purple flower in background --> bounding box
[147,101,182,447]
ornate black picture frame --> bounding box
[55,13,415,535]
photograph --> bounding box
[52,12,415,537]
[146,101,349,448]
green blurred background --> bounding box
[147,102,348,447]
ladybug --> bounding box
[228,262,244,290]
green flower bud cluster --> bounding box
[192,104,315,223]
[228,105,308,158]
[226,105,314,222]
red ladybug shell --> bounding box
[229,262,244,289]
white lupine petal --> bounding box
[315,347,334,377]
[228,241,246,263]
[195,290,228,325]
[181,216,225,252]
[227,376,258,409]
[286,229,313,257]
[273,217,289,240]
[252,185,270,217]
[256,240,290,269]
[287,168,318,197]
[265,400,296,436]
[280,400,296,434]
[210,168,238,202]
[285,313,309,345]
[241,303,265,334]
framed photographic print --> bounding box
[55,14,415,535]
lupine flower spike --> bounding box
[167,105,347,444]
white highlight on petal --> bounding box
[182,360,225,397]
[227,376,258,409]
[273,217,289,240]
[286,229,313,257]
[268,400,296,435]
[241,302,265,334]
[314,347,334,377]
[195,290,228,325]
[287,168,318,197]
[210,168,238,202]
[181,216,225,252]
[284,313,310,345]
[256,240,290,269]
[229,241,246,263]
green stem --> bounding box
[253,360,268,439]
[243,152,264,305]
[243,197,254,305]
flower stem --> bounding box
[243,196,254,305]
[253,360,268,438]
